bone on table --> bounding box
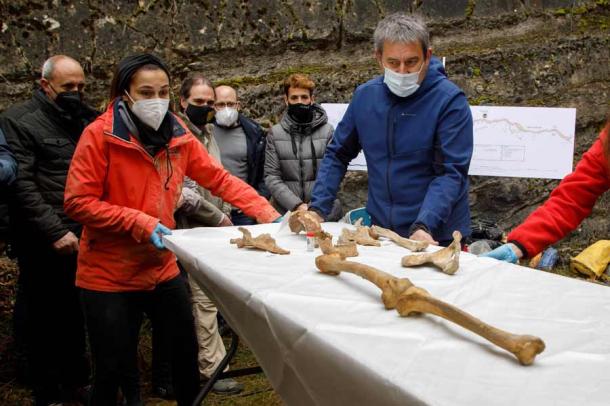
[315,253,545,366]
[289,211,323,234]
[368,225,429,252]
[337,223,381,247]
[230,227,290,255]
[401,231,462,274]
[315,230,359,258]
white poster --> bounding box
[321,103,576,179]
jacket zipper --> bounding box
[386,101,399,230]
[299,134,305,202]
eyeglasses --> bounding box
[215,101,238,109]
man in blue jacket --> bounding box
[309,13,473,246]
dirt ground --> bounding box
[0,255,282,406]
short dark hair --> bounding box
[283,73,315,97]
[179,73,214,100]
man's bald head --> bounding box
[214,85,239,111]
[215,85,238,101]
[40,55,85,101]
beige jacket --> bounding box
[175,114,231,228]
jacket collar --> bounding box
[106,98,187,142]
[280,103,328,135]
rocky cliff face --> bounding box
[1,0,609,264]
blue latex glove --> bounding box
[150,223,172,250]
[341,207,371,226]
[273,215,284,223]
[481,244,519,263]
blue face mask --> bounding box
[383,61,425,97]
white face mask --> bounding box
[383,61,425,98]
[215,107,239,127]
[125,91,169,131]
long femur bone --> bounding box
[315,253,545,366]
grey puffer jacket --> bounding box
[265,103,342,220]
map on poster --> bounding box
[320,103,576,179]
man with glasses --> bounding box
[309,13,473,246]
[213,85,268,225]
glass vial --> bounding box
[306,231,315,252]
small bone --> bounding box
[337,224,380,247]
[315,254,545,365]
[401,231,462,274]
[315,231,359,258]
[369,225,429,252]
[289,211,322,234]
[230,227,290,255]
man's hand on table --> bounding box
[217,214,233,227]
[409,229,439,246]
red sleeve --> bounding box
[184,137,280,223]
[508,130,610,257]
[64,124,158,242]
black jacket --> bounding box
[0,94,47,243]
[238,114,268,197]
[2,89,98,250]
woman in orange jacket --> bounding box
[64,53,280,406]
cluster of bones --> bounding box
[230,211,545,365]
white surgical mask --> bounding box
[125,91,169,130]
[383,62,425,98]
[215,107,239,127]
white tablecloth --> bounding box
[165,223,610,406]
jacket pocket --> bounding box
[42,137,71,147]
[392,113,434,157]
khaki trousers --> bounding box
[188,274,227,379]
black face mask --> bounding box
[185,104,214,126]
[288,103,314,124]
[55,91,85,118]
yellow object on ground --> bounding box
[570,240,610,279]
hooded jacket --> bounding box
[508,128,610,258]
[2,89,98,251]
[310,58,473,241]
[265,103,341,219]
[0,93,47,245]
[64,100,279,292]
[238,114,268,196]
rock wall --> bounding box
[1,0,609,264]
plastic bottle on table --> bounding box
[306,232,315,252]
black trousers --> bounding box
[13,246,89,405]
[81,274,200,406]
